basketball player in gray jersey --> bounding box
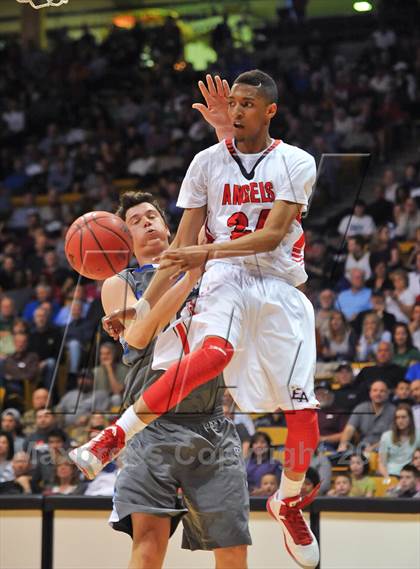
[100,191,251,569]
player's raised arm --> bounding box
[192,74,233,142]
[140,73,231,304]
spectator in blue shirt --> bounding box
[22,284,61,323]
[336,268,372,321]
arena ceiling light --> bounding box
[353,1,373,11]
[16,0,68,9]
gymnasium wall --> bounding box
[1,497,419,569]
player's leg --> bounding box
[136,334,234,414]
[179,416,251,565]
[269,288,320,501]
[133,265,244,420]
[108,425,187,567]
[71,335,234,478]
[279,409,319,495]
[129,513,170,569]
[213,545,248,569]
[249,279,320,568]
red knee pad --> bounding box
[143,336,234,414]
[283,409,319,473]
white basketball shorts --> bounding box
[152,262,319,413]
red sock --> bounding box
[283,409,319,473]
[142,336,234,414]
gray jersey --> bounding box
[117,265,224,420]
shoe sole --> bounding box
[266,497,317,569]
[69,448,100,481]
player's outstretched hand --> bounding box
[157,246,209,281]
[193,74,232,136]
[102,307,136,340]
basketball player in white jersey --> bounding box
[72,71,320,568]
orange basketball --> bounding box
[65,211,133,280]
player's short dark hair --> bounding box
[116,191,168,227]
[233,69,278,104]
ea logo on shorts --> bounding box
[233,446,241,456]
[290,386,309,403]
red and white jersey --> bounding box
[177,138,316,286]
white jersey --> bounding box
[177,138,316,286]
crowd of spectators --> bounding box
[0,10,420,498]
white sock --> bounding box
[275,473,304,501]
[115,405,148,441]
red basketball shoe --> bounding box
[266,484,320,569]
[69,425,126,480]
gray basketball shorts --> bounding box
[109,415,252,551]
